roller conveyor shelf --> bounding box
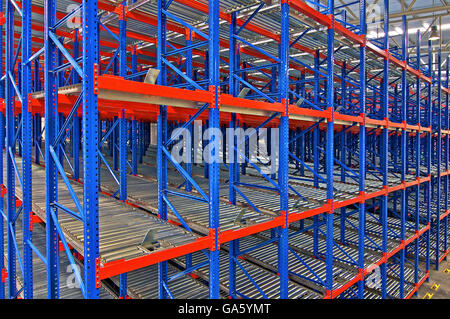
[2,214,115,299]
[5,155,198,265]
[174,250,322,299]
[141,145,424,207]
[110,263,211,299]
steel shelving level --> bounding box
[0,0,449,299]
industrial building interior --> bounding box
[0,0,449,301]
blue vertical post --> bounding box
[357,0,366,299]
[278,0,290,299]
[58,113,64,167]
[44,0,59,298]
[34,113,41,165]
[203,122,208,178]
[0,11,3,292]
[139,121,144,163]
[135,120,140,163]
[113,115,118,170]
[313,51,320,256]
[444,56,449,260]
[5,0,16,299]
[119,110,127,201]
[340,118,346,244]
[380,0,390,298]
[82,0,100,298]
[414,29,421,289]
[132,45,137,79]
[425,40,432,277]
[186,116,193,192]
[228,12,237,205]
[22,0,33,299]
[57,37,65,87]
[295,127,300,170]
[299,127,305,176]
[72,29,80,84]
[228,239,238,298]
[73,115,80,180]
[72,29,80,180]
[227,11,239,294]
[185,30,193,192]
[325,0,335,298]
[313,52,320,188]
[0,112,4,299]
[435,48,442,269]
[271,66,277,103]
[0,14,4,294]
[341,61,346,114]
[16,114,21,156]
[118,2,128,201]
[208,0,220,300]
[34,59,40,91]
[157,0,168,299]
[131,116,138,175]
[399,15,407,298]
[119,273,127,298]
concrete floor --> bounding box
[413,261,450,299]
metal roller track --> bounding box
[98,148,431,297]
[96,155,275,233]
[4,155,198,264]
[175,251,321,299]
[338,256,426,299]
[40,145,440,299]
[286,227,381,268]
[143,145,392,196]
[132,146,427,232]
[96,152,374,295]
[232,235,355,292]
[2,214,114,299]
[109,263,211,299]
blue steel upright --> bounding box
[82,0,100,298]
[399,15,408,298]
[380,0,390,298]
[435,48,442,269]
[325,0,335,298]
[72,29,80,181]
[118,2,128,202]
[278,0,290,299]
[156,0,168,299]
[44,0,60,298]
[21,0,33,299]
[425,40,433,277]
[5,0,17,299]
[208,0,220,299]
[0,112,4,299]
[357,0,366,299]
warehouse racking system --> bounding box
[0,0,449,299]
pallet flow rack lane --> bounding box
[3,155,202,264]
[1,216,116,299]
[8,143,305,299]
[2,153,217,299]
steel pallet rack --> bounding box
[0,0,449,299]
